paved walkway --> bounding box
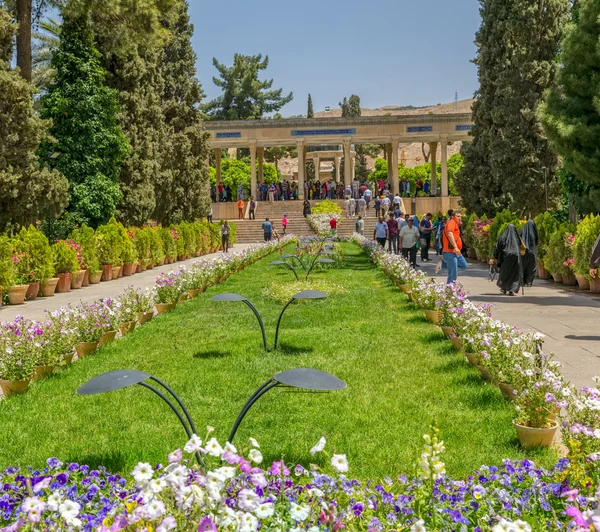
[0,244,251,324]
[419,256,600,390]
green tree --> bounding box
[457,0,569,215]
[154,0,210,225]
[40,15,129,227]
[32,15,60,91]
[539,0,600,214]
[203,53,293,120]
[0,7,68,232]
[307,93,314,118]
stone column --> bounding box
[215,148,222,186]
[440,135,449,197]
[429,141,438,195]
[334,156,341,182]
[351,153,356,181]
[314,156,320,182]
[257,147,264,185]
[391,137,400,195]
[386,143,393,183]
[297,139,305,199]
[249,142,257,199]
[343,139,352,187]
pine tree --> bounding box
[40,16,129,227]
[539,0,600,214]
[154,0,210,225]
[457,0,569,215]
[0,7,68,232]
[307,93,314,118]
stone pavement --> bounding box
[419,255,600,390]
[0,243,251,324]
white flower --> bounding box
[255,502,275,519]
[237,512,258,532]
[144,499,166,519]
[216,466,236,479]
[331,454,348,473]
[206,471,226,491]
[149,477,167,494]
[238,488,261,512]
[289,503,310,522]
[410,519,427,532]
[184,434,203,453]
[224,441,237,454]
[47,494,61,512]
[22,497,45,513]
[59,500,80,520]
[205,437,224,457]
[131,462,154,484]
[248,449,263,464]
[249,437,260,448]
[309,436,326,455]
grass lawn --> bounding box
[0,243,557,479]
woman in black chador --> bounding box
[520,219,538,287]
[492,224,523,295]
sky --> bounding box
[189,0,481,116]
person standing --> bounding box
[268,183,276,203]
[363,187,372,209]
[387,213,399,254]
[281,214,288,235]
[345,184,352,200]
[208,207,213,223]
[491,224,524,296]
[303,199,311,217]
[399,216,420,267]
[329,216,338,237]
[355,215,364,235]
[237,198,245,219]
[374,196,381,218]
[381,195,391,218]
[374,216,389,248]
[393,193,401,211]
[262,218,273,242]
[358,196,366,217]
[419,213,433,262]
[248,197,256,220]
[220,220,230,252]
[218,182,224,202]
[349,197,356,218]
[433,215,444,255]
[440,210,467,284]
[520,219,538,286]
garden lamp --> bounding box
[274,290,328,349]
[280,254,305,270]
[77,370,202,465]
[209,293,268,351]
[269,260,299,281]
[228,368,346,443]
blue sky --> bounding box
[189,0,481,116]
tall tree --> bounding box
[539,0,600,214]
[32,15,60,91]
[457,0,569,215]
[307,93,314,118]
[203,53,293,120]
[40,15,129,227]
[0,7,68,232]
[153,0,210,225]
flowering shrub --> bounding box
[307,213,341,237]
[0,316,36,381]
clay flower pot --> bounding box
[40,278,59,297]
[101,264,113,282]
[147,262,154,270]
[562,274,577,286]
[591,277,600,294]
[99,330,117,346]
[138,311,154,324]
[33,365,55,381]
[118,264,124,278]
[26,281,40,300]
[475,365,491,381]
[575,274,590,291]
[513,420,558,449]
[536,261,551,280]
[63,353,74,365]
[499,382,517,401]
[111,266,121,280]
[423,309,441,324]
[464,352,479,366]
[82,269,90,287]
[120,321,136,336]
[55,273,72,293]
[76,341,98,358]
[71,270,86,290]
[8,285,29,305]
[187,289,200,299]
[551,272,563,283]
[0,378,31,397]
[155,302,176,314]
[440,325,454,338]
[122,262,134,276]
[397,283,410,293]
[450,336,462,351]
[178,294,189,304]
[89,271,103,284]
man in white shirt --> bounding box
[381,196,391,218]
[348,197,356,218]
[399,217,420,267]
[363,188,372,209]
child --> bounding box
[281,214,288,235]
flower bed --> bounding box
[306,213,342,237]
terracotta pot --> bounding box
[591,277,600,294]
[178,294,189,304]
[0,378,30,397]
[32,364,55,381]
[450,336,462,351]
[536,261,551,280]
[120,321,136,336]
[187,289,200,298]
[40,278,59,297]
[63,353,74,365]
[122,262,134,276]
[160,257,166,266]
[99,330,117,346]
[111,266,121,280]
[101,264,113,282]
[117,264,124,278]
[141,261,148,272]
[155,302,176,314]
[76,341,98,358]
[71,270,86,289]
[440,325,454,338]
[8,285,29,305]
[562,274,577,286]
[406,291,413,301]
[56,273,72,293]
[178,254,186,261]
[89,271,102,284]
[575,274,590,291]
[423,309,441,324]
[499,382,517,401]
[138,311,155,324]
[513,420,558,449]
[475,365,491,381]
[464,352,479,366]
[147,263,154,270]
[25,281,40,300]
[82,269,90,287]
[397,283,410,293]
[136,263,143,274]
[551,272,563,283]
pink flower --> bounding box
[197,518,217,532]
[566,506,588,527]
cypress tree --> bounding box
[307,93,314,118]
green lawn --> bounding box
[0,243,557,479]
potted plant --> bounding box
[534,212,559,280]
[120,228,137,276]
[159,227,177,264]
[29,321,62,381]
[72,302,113,358]
[96,218,124,281]
[573,214,600,292]
[544,223,577,284]
[0,236,13,306]
[0,319,35,396]
[45,307,77,365]
[154,272,184,314]
[134,287,156,324]
[7,247,32,305]
[134,227,152,271]
[63,240,86,289]
[115,287,142,335]
[70,225,101,286]
[171,225,186,259]
[13,226,55,300]
[52,240,79,293]
[97,299,120,346]
[150,227,165,267]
